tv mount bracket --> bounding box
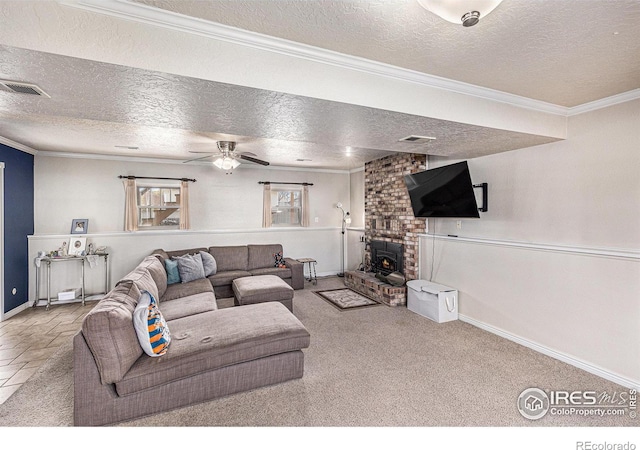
[473,183,488,212]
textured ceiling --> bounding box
[136,0,640,107]
[0,0,638,169]
[0,45,559,169]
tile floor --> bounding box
[0,300,96,405]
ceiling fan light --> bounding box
[230,158,241,169]
[417,0,503,26]
[221,157,235,171]
[213,158,224,169]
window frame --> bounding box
[136,183,181,230]
[270,187,303,227]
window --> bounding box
[137,186,181,228]
[271,189,302,226]
[262,183,309,228]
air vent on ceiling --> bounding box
[0,80,50,98]
[399,135,436,143]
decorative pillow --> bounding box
[164,259,181,285]
[133,290,171,357]
[274,251,286,268]
[172,253,205,283]
[199,251,217,277]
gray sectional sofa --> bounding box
[73,246,310,427]
[151,244,304,298]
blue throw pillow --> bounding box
[164,259,181,285]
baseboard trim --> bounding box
[1,302,28,321]
[458,313,640,391]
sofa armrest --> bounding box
[284,257,304,290]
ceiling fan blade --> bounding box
[240,154,270,166]
[188,151,216,154]
[183,154,215,163]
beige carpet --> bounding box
[0,276,636,428]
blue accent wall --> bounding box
[0,143,34,313]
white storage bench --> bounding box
[406,280,458,323]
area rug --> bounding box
[313,288,381,310]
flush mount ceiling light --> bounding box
[417,0,504,27]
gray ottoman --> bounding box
[232,275,294,312]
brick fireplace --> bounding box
[363,153,427,302]
[344,153,426,306]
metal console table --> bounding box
[33,253,110,310]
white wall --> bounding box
[345,167,366,272]
[29,155,352,302]
[420,99,640,388]
[34,155,350,233]
[349,168,365,229]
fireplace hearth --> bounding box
[370,240,404,276]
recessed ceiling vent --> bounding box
[399,135,436,143]
[0,80,50,98]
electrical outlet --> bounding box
[456,220,462,230]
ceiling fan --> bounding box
[183,141,270,172]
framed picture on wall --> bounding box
[71,219,88,234]
[69,237,87,256]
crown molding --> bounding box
[0,135,38,155]
[64,0,570,116]
[566,88,640,116]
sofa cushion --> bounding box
[160,291,217,321]
[208,246,248,272]
[164,259,180,285]
[207,270,252,288]
[160,277,213,302]
[172,253,206,283]
[165,247,208,259]
[133,291,171,357]
[115,302,310,396]
[150,249,169,265]
[248,267,292,280]
[200,251,217,276]
[81,281,143,384]
[118,256,164,301]
[145,256,168,299]
[247,244,284,271]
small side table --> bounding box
[33,253,110,310]
[297,258,317,285]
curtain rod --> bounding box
[258,181,313,186]
[118,175,196,182]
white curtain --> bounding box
[301,185,310,227]
[123,178,138,232]
[179,180,190,230]
[262,183,272,228]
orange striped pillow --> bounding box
[133,291,171,357]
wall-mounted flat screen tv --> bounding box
[404,161,480,218]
